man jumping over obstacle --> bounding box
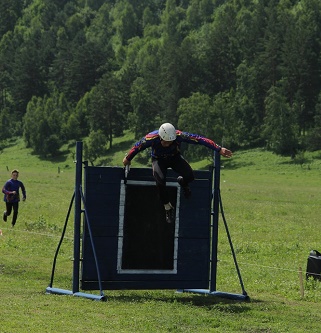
[122,123,232,223]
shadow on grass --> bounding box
[221,159,255,170]
[188,156,255,171]
[108,139,136,152]
[98,157,113,166]
[278,159,311,168]
[36,149,70,163]
[23,138,137,167]
[0,137,19,151]
[108,291,252,312]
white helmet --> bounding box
[159,123,177,141]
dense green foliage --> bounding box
[1,0,321,159]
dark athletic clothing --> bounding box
[125,129,221,204]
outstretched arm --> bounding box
[177,131,233,157]
[122,131,158,166]
[219,147,233,158]
[122,156,131,166]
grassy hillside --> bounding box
[0,137,321,332]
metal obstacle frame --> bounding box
[179,148,249,300]
[46,141,249,301]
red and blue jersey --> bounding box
[126,130,221,161]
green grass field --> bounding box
[1,136,321,332]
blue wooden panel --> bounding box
[126,167,212,182]
[81,166,213,290]
[82,280,210,290]
[85,166,124,183]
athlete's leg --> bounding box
[11,202,19,227]
[170,154,194,197]
[152,158,170,205]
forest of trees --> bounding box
[1,0,321,160]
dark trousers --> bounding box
[152,154,194,205]
[5,202,19,226]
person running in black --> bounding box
[123,123,232,223]
[2,169,26,227]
